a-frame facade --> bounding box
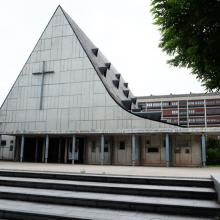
[0,6,207,166]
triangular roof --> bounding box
[61,7,136,110]
[61,6,171,122]
[0,6,181,135]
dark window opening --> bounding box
[1,140,6,147]
[146,140,150,145]
[119,141,125,150]
[104,146,108,152]
[148,147,159,153]
[185,149,190,154]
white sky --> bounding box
[0,0,205,105]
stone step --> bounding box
[0,199,211,220]
[0,170,213,187]
[0,186,219,217]
[0,176,216,200]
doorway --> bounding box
[48,137,65,163]
[23,137,43,162]
[68,137,85,164]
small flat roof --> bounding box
[137,92,220,100]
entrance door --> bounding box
[174,136,192,166]
[144,135,161,165]
[48,138,65,163]
[104,139,111,164]
[23,137,43,162]
[68,137,85,164]
[23,138,35,162]
[75,138,84,164]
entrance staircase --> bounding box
[0,170,218,219]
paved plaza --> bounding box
[0,162,219,178]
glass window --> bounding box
[188,109,195,114]
[172,110,178,115]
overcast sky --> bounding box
[0,0,205,105]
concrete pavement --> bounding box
[0,162,219,178]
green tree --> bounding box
[151,0,220,91]
[206,138,220,165]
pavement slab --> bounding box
[0,176,215,193]
[0,199,213,220]
[0,186,219,209]
[0,162,219,178]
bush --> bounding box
[206,138,220,165]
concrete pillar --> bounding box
[64,138,68,164]
[110,137,113,165]
[58,138,61,163]
[201,134,206,167]
[14,136,19,161]
[0,135,1,159]
[165,134,170,167]
[72,135,76,164]
[20,135,25,162]
[41,139,45,163]
[35,138,38,162]
[131,134,136,166]
[100,134,104,165]
[44,135,49,163]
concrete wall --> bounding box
[86,134,202,167]
[0,135,15,160]
[140,134,166,166]
[0,7,179,136]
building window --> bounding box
[9,145,13,151]
[10,140,14,144]
[188,109,195,114]
[172,110,178,115]
[152,102,161,108]
[171,102,178,106]
[92,141,96,152]
[119,141,125,150]
[0,140,6,147]
[147,147,159,153]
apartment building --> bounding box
[137,93,220,127]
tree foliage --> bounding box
[151,0,220,91]
[206,138,220,165]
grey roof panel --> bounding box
[59,6,180,125]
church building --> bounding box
[0,6,217,167]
